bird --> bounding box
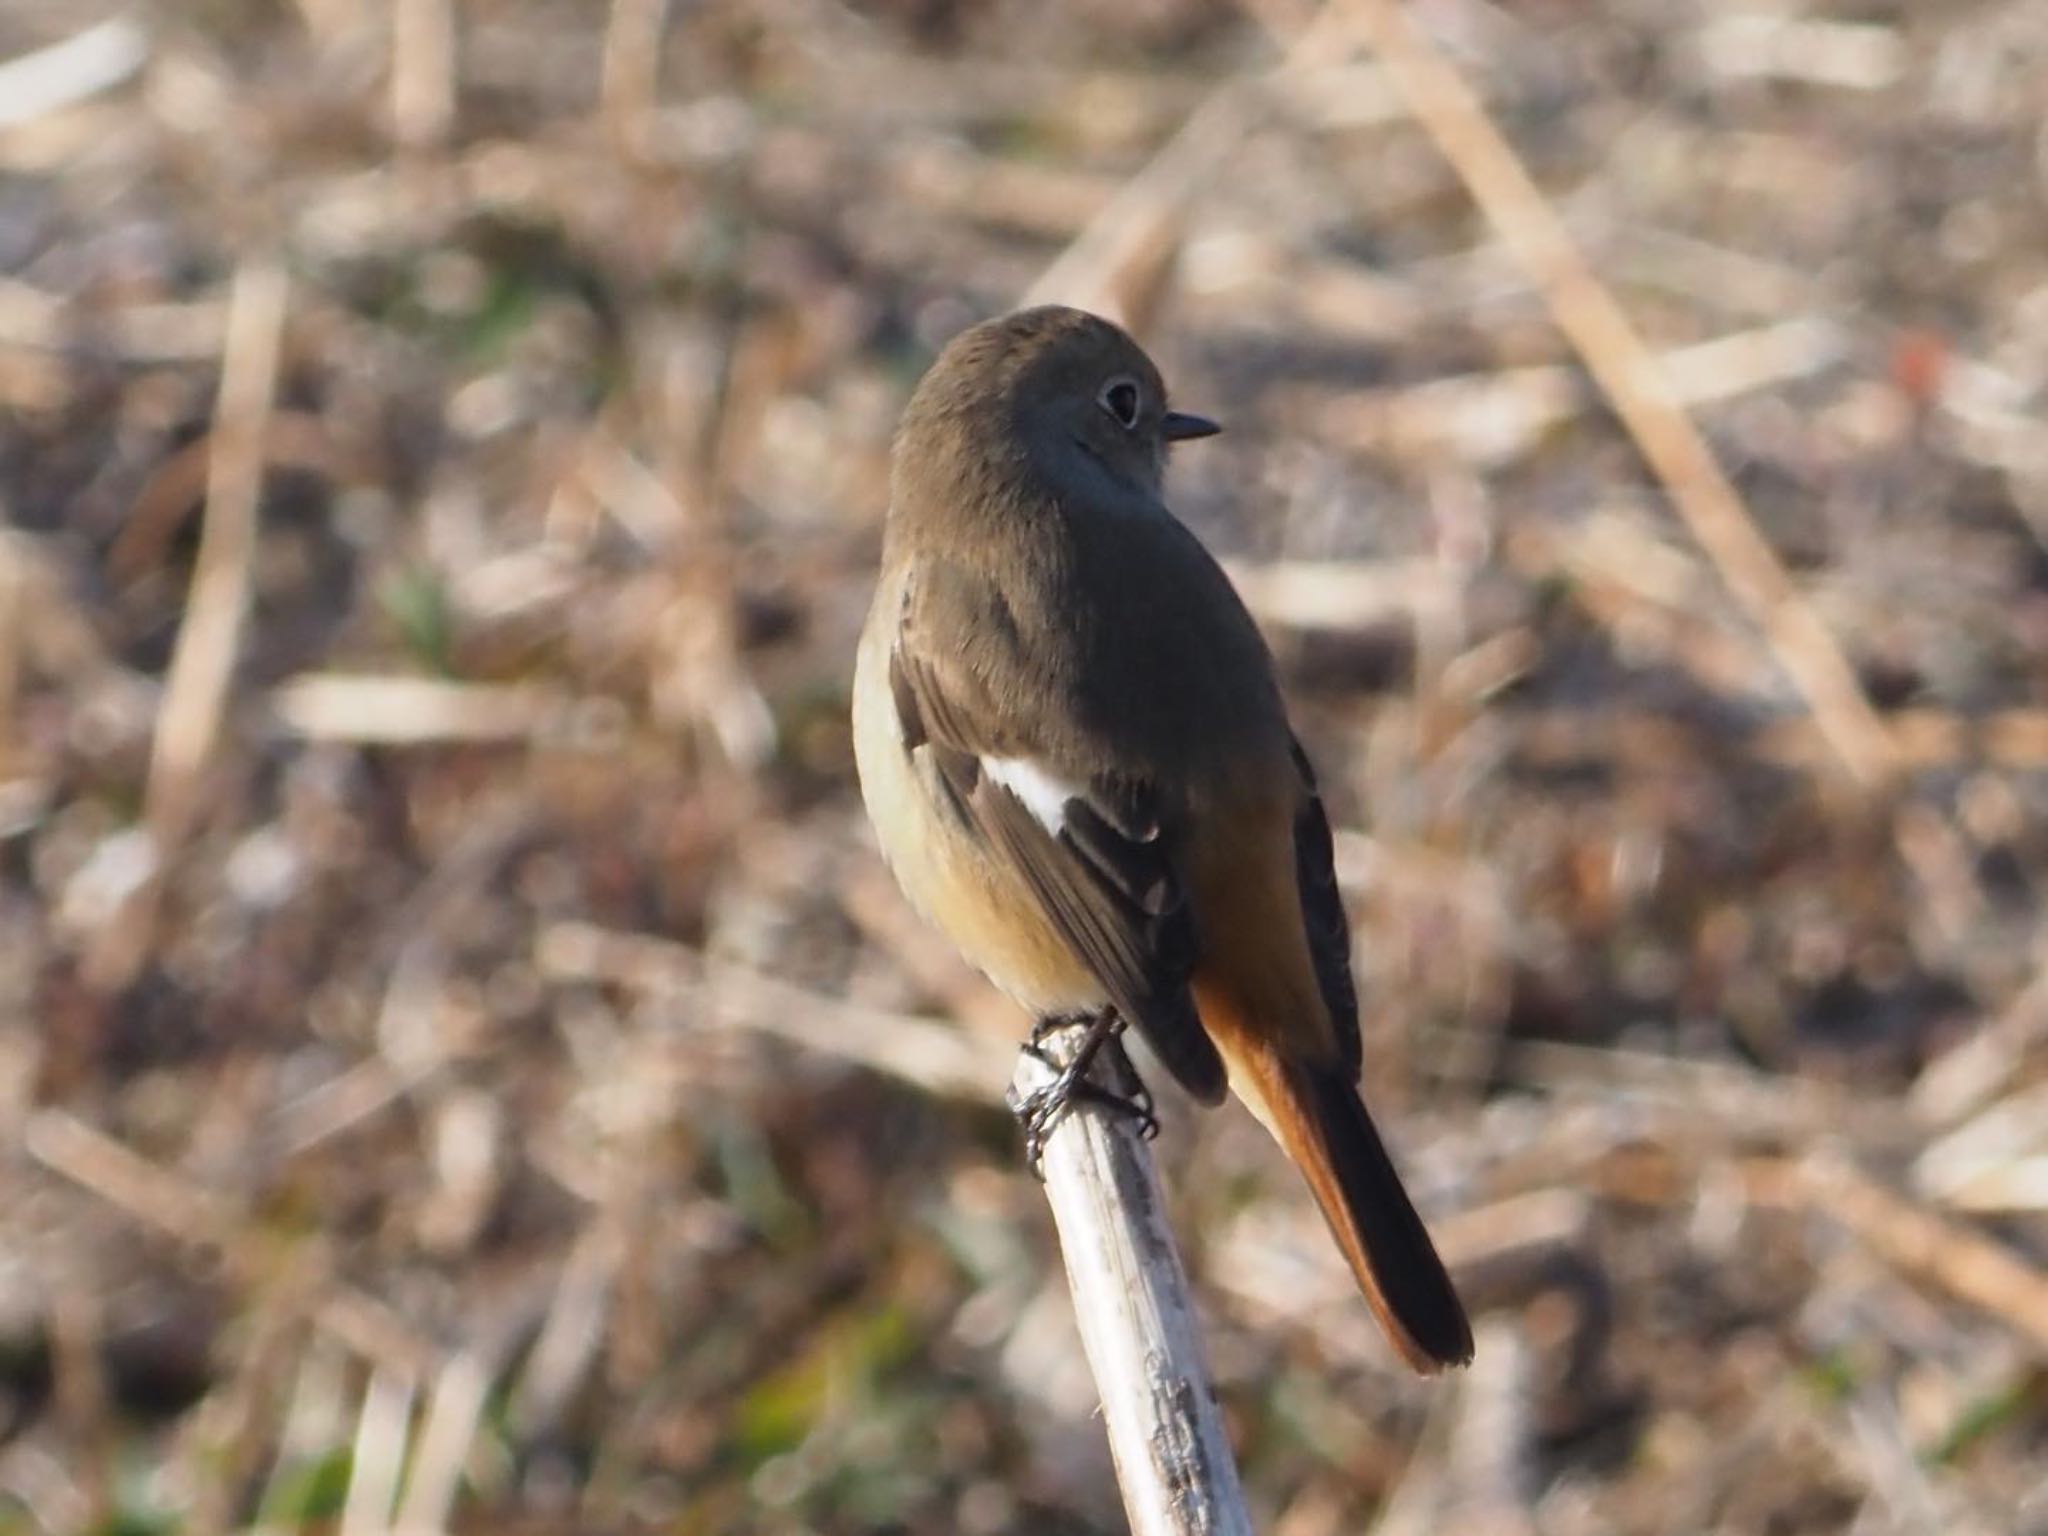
[851,304,1473,1373]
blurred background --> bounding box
[5,0,2048,1531]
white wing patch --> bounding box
[982,756,1078,835]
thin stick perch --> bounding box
[1012,1024,1254,1536]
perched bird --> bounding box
[852,305,1473,1372]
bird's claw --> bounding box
[1011,1014,1157,1176]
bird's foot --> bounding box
[1011,1011,1157,1175]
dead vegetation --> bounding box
[4,0,2048,1531]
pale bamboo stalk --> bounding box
[0,17,146,131]
[390,0,455,149]
[145,261,288,852]
[1014,1027,1253,1536]
[85,261,287,987]
[601,0,669,154]
[338,1368,415,1536]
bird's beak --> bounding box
[1162,410,1222,442]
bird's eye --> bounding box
[1098,377,1141,430]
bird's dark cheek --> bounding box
[1071,434,1114,478]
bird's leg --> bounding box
[1013,1009,1158,1172]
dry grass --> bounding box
[4,0,2048,1532]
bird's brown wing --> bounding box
[888,627,1227,1105]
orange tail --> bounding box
[1225,1030,1473,1372]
